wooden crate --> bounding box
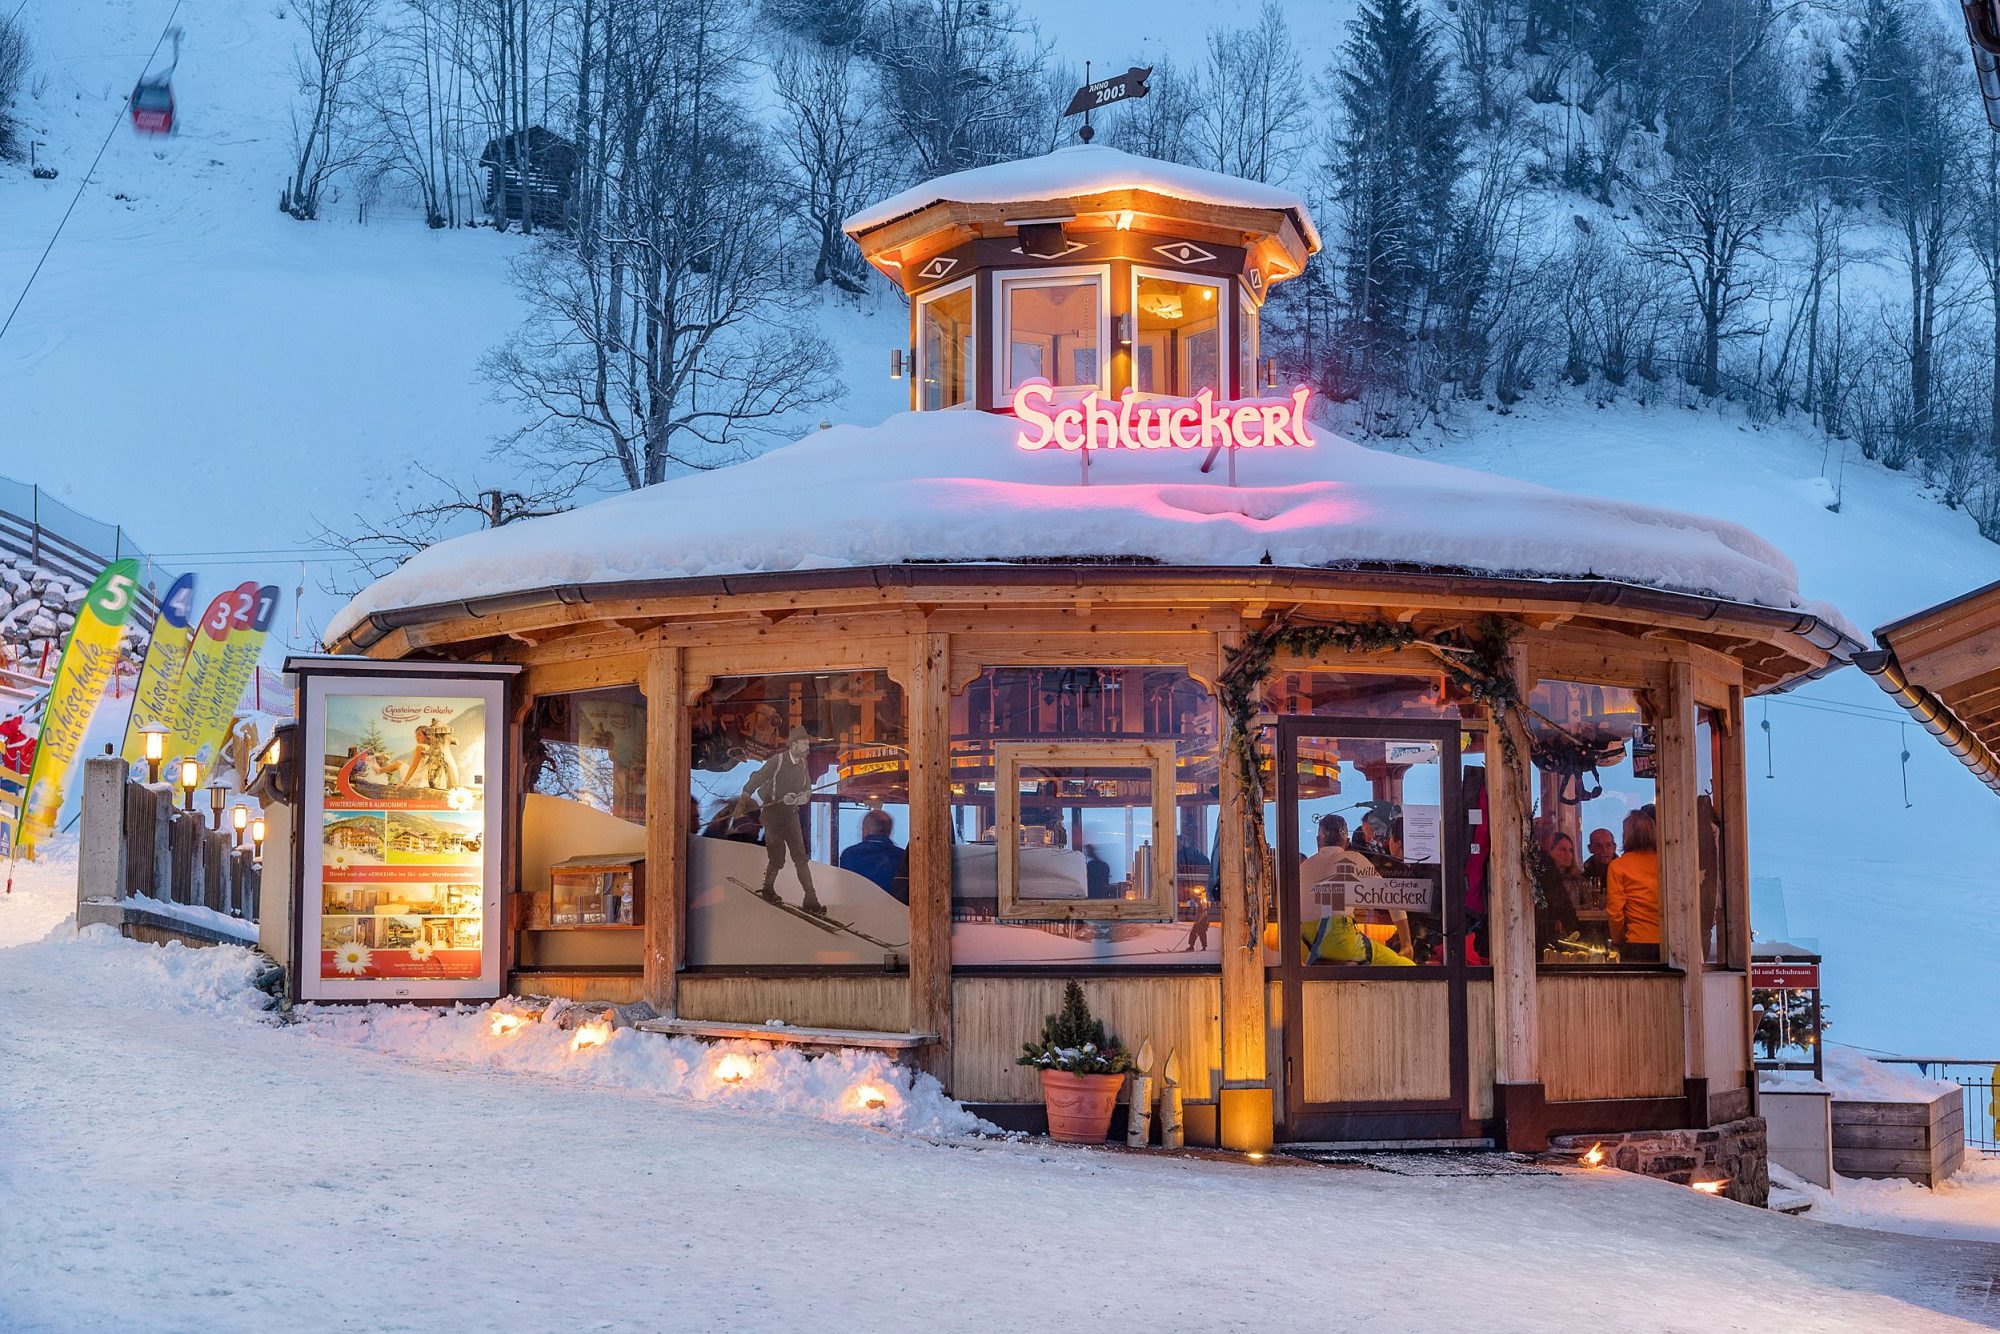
[1831,1086,1965,1186]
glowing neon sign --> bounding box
[1012,379,1316,453]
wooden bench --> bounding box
[636,1017,936,1052]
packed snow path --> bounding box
[2,927,1998,1328]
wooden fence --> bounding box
[77,755,260,946]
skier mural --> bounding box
[685,671,911,966]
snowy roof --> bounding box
[843,145,1322,250]
[327,409,1851,648]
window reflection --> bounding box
[918,282,973,409]
[1004,277,1101,391]
[1133,274,1222,396]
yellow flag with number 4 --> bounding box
[16,559,141,858]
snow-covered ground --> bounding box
[2,852,1998,1332]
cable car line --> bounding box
[0,0,183,351]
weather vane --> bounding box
[1064,61,1153,143]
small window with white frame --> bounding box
[997,269,1107,396]
[993,741,1178,922]
[1131,268,1228,397]
[1238,288,1260,398]
[916,277,974,410]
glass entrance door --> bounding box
[1275,718,1471,1142]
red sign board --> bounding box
[1751,962,1819,990]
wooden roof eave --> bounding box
[850,190,1315,282]
[327,564,1853,692]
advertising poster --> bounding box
[118,572,198,768]
[16,560,141,858]
[299,671,508,1002]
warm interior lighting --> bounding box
[1690,1179,1728,1195]
[713,1051,755,1084]
[570,1019,612,1051]
[849,1082,890,1112]
[1582,1143,1606,1168]
[490,1012,525,1037]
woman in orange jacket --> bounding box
[1607,808,1662,963]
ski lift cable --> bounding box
[0,0,184,352]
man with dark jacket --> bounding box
[739,726,823,915]
[839,809,908,903]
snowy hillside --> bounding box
[4,0,1998,1057]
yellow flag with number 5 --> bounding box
[16,559,141,859]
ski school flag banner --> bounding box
[173,582,280,770]
[118,572,198,769]
[16,560,142,858]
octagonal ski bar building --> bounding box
[308,146,1854,1156]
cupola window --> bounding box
[916,278,975,410]
[998,269,1108,396]
[1132,270,1227,397]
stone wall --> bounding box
[1552,1116,1769,1207]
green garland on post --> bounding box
[1215,613,1537,953]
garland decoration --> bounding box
[1216,612,1541,954]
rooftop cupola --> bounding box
[843,145,1320,413]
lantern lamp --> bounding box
[207,778,229,830]
[251,816,266,860]
[889,348,904,380]
[138,722,170,785]
[231,802,250,846]
[177,758,200,812]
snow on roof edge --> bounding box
[843,145,1321,250]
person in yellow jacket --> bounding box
[1607,808,1662,963]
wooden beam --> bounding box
[642,646,689,1016]
[1215,631,1272,1151]
[906,632,954,1084]
[1658,659,1706,1093]
[1486,643,1538,1089]
[1721,686,1752,974]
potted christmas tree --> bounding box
[1017,980,1135,1143]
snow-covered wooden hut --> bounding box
[288,146,1855,1178]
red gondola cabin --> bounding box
[131,80,174,136]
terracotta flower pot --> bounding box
[1040,1068,1126,1143]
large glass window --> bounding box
[951,666,1220,966]
[686,671,909,968]
[1697,706,1733,966]
[519,686,649,969]
[1528,681,1660,965]
[1002,274,1103,393]
[1133,272,1224,396]
[917,280,973,410]
[525,686,648,821]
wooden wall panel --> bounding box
[1704,971,1749,1091]
[1466,980,1495,1121]
[677,976,911,1032]
[950,976,1221,1103]
[1539,974,1683,1101]
[1299,980,1453,1104]
[512,972,645,1004]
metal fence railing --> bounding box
[0,475,174,634]
[1879,1060,1998,1151]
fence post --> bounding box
[30,484,39,564]
[203,831,225,913]
[78,755,128,912]
[174,812,200,908]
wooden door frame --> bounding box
[1275,716,1473,1142]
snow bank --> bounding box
[329,408,1836,644]
[844,143,1321,247]
[1781,1157,2000,1245]
[1822,1047,1959,1102]
[294,1000,994,1140]
[112,893,263,944]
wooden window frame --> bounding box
[1126,264,1231,401]
[914,274,976,412]
[993,740,1177,922]
[992,265,1113,399]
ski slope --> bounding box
[3,0,1997,1057]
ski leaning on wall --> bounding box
[12,560,142,859]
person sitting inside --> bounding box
[1607,808,1662,963]
[1580,827,1616,908]
[1297,813,1412,966]
[1535,831,1583,956]
[838,809,909,903]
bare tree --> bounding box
[1190,1,1309,184]
[285,0,383,219]
[1104,56,1198,163]
[870,0,1046,178]
[485,0,842,490]
[312,465,571,591]
[0,17,29,160]
[771,41,886,294]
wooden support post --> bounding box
[1486,643,1544,1149]
[1216,647,1272,1151]
[1658,659,1707,1123]
[907,632,954,1083]
[643,646,689,1016]
[1721,686,1751,973]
